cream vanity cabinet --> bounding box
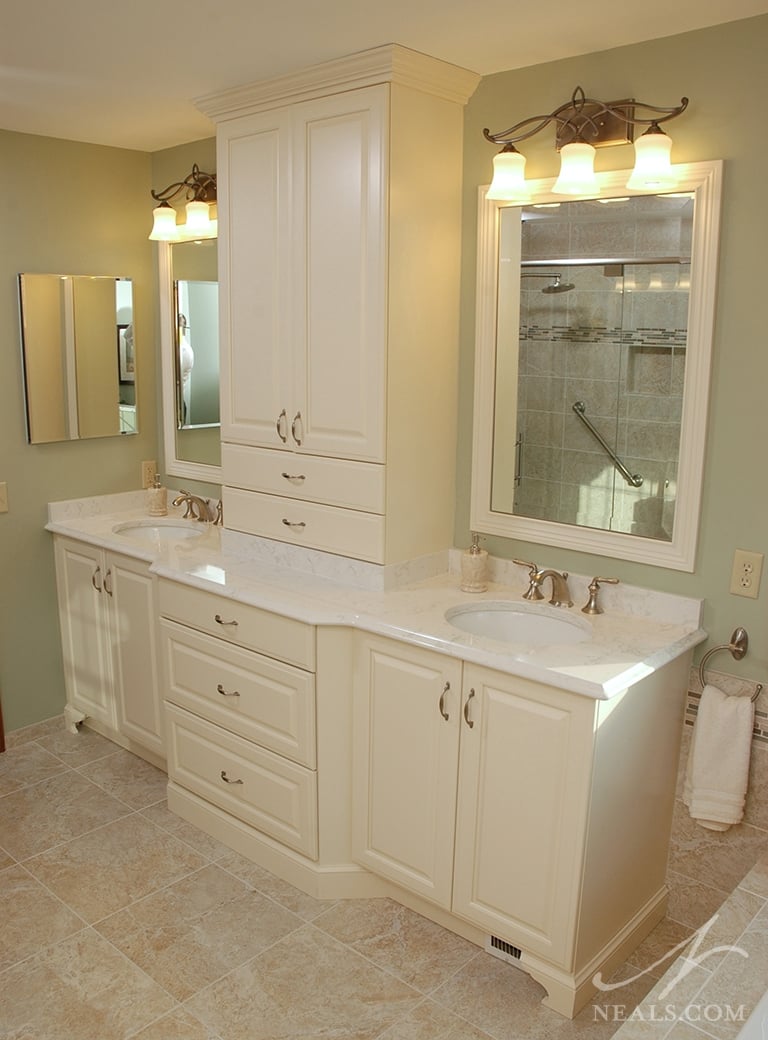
[352,633,689,1016]
[53,536,164,759]
[197,46,480,564]
[159,579,319,859]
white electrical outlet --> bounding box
[730,549,764,599]
[141,460,157,489]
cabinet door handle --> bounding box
[281,472,306,484]
[439,681,450,721]
[103,568,113,597]
[91,566,102,592]
[463,688,476,729]
[282,519,306,530]
[220,770,243,785]
[214,614,239,627]
[291,411,303,446]
[217,683,240,698]
[276,409,288,443]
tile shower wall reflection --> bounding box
[514,198,692,540]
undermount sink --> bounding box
[445,601,590,646]
[112,518,206,543]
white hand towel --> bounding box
[683,683,754,831]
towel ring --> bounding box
[698,627,763,702]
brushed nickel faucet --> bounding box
[172,489,215,522]
[513,559,573,607]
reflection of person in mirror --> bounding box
[123,323,135,373]
[179,314,194,423]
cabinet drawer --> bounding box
[224,487,385,564]
[158,579,315,671]
[223,443,385,514]
[166,703,318,859]
[161,618,316,767]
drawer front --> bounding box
[161,618,316,767]
[166,703,318,859]
[223,443,385,514]
[224,487,385,564]
[158,579,315,671]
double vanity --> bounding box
[47,491,704,1017]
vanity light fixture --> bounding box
[149,164,217,242]
[484,87,688,201]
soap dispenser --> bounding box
[460,533,488,593]
[146,476,168,517]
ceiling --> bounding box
[3,0,767,152]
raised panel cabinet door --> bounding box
[108,553,163,756]
[291,87,387,462]
[218,106,293,448]
[352,635,462,908]
[452,666,595,966]
[54,538,114,727]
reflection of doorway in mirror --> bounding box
[175,280,219,429]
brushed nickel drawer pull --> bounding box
[91,566,102,592]
[464,688,476,729]
[276,409,288,443]
[214,614,239,627]
[281,472,306,484]
[282,519,306,529]
[439,681,450,721]
[291,411,303,446]
[217,683,240,698]
[220,770,243,785]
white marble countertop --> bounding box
[47,492,707,701]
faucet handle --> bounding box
[512,558,544,601]
[581,576,620,615]
[172,489,197,519]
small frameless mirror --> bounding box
[18,273,136,443]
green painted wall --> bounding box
[0,131,158,731]
[0,131,217,733]
[456,15,768,678]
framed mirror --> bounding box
[470,161,722,571]
[159,240,221,482]
[18,274,136,443]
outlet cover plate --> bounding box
[730,549,764,599]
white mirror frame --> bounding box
[158,242,222,484]
[470,160,723,571]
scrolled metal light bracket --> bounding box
[151,163,217,206]
[483,86,688,151]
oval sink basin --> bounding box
[445,602,590,646]
[112,519,206,543]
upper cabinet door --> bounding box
[218,107,293,449]
[218,87,387,461]
[291,87,387,462]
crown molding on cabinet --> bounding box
[194,43,481,122]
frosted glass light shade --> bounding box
[149,203,180,241]
[486,147,530,202]
[185,200,212,233]
[553,141,599,195]
[626,127,676,190]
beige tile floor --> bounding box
[0,721,678,1040]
